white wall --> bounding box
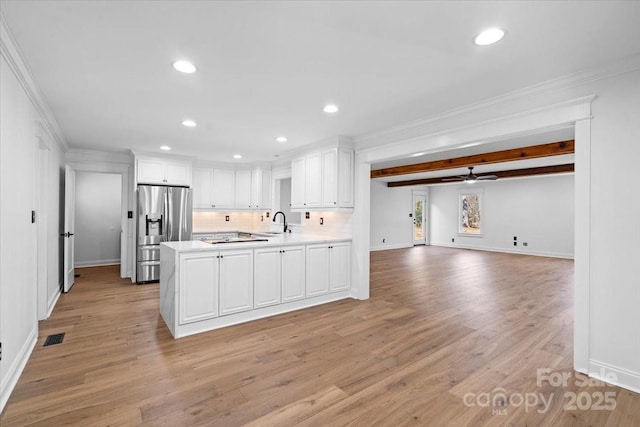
[74,172,122,267]
[370,180,413,250]
[429,174,574,258]
[0,53,65,411]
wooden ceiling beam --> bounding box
[386,163,575,187]
[371,139,575,179]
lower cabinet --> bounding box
[254,245,305,308]
[306,242,351,297]
[179,253,219,325]
[179,248,253,324]
[219,249,254,316]
[178,242,348,327]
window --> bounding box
[458,189,482,236]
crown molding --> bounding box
[0,13,68,152]
[66,149,133,166]
[355,53,640,151]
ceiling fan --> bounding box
[442,166,498,184]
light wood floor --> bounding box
[2,247,639,426]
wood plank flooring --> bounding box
[2,246,639,426]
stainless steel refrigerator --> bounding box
[137,185,192,282]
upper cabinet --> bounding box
[291,147,353,210]
[193,166,271,210]
[251,168,272,210]
[137,156,192,187]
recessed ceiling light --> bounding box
[160,145,171,151]
[411,152,426,157]
[323,104,339,113]
[276,136,287,143]
[474,28,505,46]
[182,119,197,127]
[233,154,242,159]
[172,60,196,73]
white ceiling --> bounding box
[2,1,640,163]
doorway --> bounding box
[74,171,122,269]
[412,191,427,245]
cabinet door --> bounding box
[250,169,262,209]
[261,169,272,209]
[322,149,338,207]
[281,245,305,302]
[219,249,254,315]
[305,244,329,297]
[137,158,165,184]
[291,157,306,208]
[235,170,252,209]
[193,168,214,208]
[212,169,236,208]
[305,152,322,207]
[329,242,351,292]
[179,253,219,324]
[254,247,281,308]
[164,160,191,186]
[338,148,354,207]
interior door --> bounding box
[412,194,427,246]
[63,165,76,292]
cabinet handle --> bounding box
[334,201,337,205]
[212,205,216,208]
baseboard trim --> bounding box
[0,328,37,414]
[588,359,640,394]
[430,242,574,259]
[74,260,120,268]
[370,243,413,251]
[46,287,61,318]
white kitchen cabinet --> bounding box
[253,247,281,308]
[219,249,254,316]
[212,169,235,209]
[291,157,306,209]
[329,241,351,292]
[137,157,192,186]
[306,242,351,297]
[305,244,330,297]
[193,168,214,208]
[254,245,305,307]
[305,152,322,207]
[251,168,272,210]
[290,148,353,210]
[281,245,305,302]
[179,253,219,325]
[235,170,252,209]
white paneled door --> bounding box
[63,165,76,292]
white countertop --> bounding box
[162,232,351,252]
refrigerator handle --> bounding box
[164,188,171,242]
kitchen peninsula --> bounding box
[160,232,352,338]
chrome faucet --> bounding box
[272,211,288,233]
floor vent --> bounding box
[74,274,80,278]
[44,333,65,346]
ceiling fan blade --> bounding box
[477,175,498,180]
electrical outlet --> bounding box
[225,215,230,222]
[305,212,310,219]
[513,236,517,241]
[320,217,324,225]
[523,242,528,247]
[266,212,269,218]
[513,241,517,246]
[383,238,386,243]
[451,238,455,243]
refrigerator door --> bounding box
[167,187,192,242]
[138,185,168,245]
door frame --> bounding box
[66,156,132,279]
[411,189,428,246]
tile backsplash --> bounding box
[193,210,352,237]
